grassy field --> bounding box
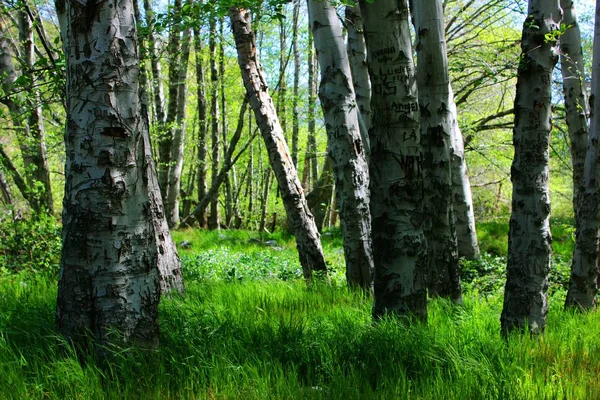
[1,220,599,399]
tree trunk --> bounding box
[309,0,374,290]
[57,0,165,348]
[259,168,272,234]
[345,4,372,144]
[142,0,166,126]
[220,19,234,228]
[182,99,251,226]
[157,0,183,195]
[18,8,53,214]
[306,155,334,231]
[564,0,599,310]
[194,26,209,228]
[413,0,462,303]
[560,0,589,227]
[307,29,319,185]
[292,0,301,169]
[0,16,53,214]
[165,19,192,227]
[0,167,13,206]
[208,15,221,230]
[229,7,328,278]
[450,104,480,260]
[500,0,561,335]
[360,0,427,320]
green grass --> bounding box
[1,222,597,399]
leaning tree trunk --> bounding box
[413,0,462,303]
[309,0,374,290]
[57,0,167,348]
[500,0,561,335]
[229,7,327,279]
[565,0,599,310]
[360,0,427,320]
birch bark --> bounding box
[565,0,599,310]
[345,4,372,147]
[308,0,374,289]
[500,0,561,334]
[360,0,427,320]
[413,0,462,303]
[229,7,328,279]
[56,0,166,347]
[165,22,192,227]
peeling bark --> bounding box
[57,0,171,348]
[501,0,561,335]
[229,7,327,279]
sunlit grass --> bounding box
[1,224,597,399]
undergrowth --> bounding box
[0,218,597,398]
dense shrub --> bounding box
[0,212,61,276]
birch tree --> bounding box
[229,7,328,279]
[56,0,174,347]
[564,0,599,310]
[345,4,372,141]
[413,0,462,303]
[360,0,427,320]
[308,0,374,289]
[500,0,561,334]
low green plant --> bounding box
[0,212,61,277]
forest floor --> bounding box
[1,219,599,399]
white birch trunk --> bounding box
[345,4,372,150]
[560,0,590,225]
[413,0,462,303]
[56,0,166,347]
[360,0,427,320]
[565,0,599,310]
[142,0,166,126]
[450,109,480,260]
[229,7,328,279]
[500,0,561,334]
[309,0,374,289]
[165,23,192,227]
[194,26,209,227]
